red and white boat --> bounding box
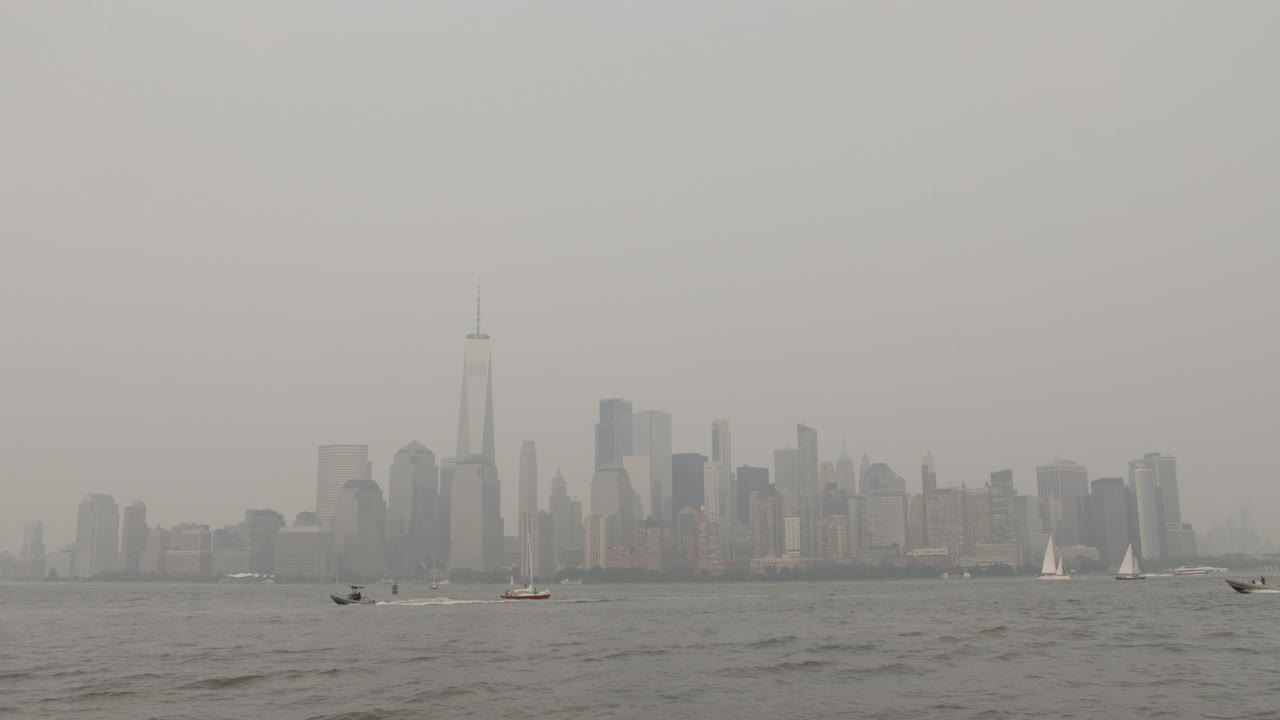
[501,525,551,601]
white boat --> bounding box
[501,524,550,600]
[1115,543,1146,580]
[1172,565,1228,576]
[1037,535,1071,581]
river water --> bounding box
[1,576,1274,719]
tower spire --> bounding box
[475,280,482,336]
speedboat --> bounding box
[1226,578,1272,594]
[330,585,376,605]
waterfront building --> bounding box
[1035,459,1089,547]
[166,524,213,578]
[675,506,699,566]
[240,509,285,574]
[449,296,503,573]
[861,493,908,554]
[316,445,371,526]
[736,465,769,526]
[1129,452,1185,558]
[1087,478,1132,567]
[632,410,673,525]
[119,501,147,573]
[74,493,119,578]
[783,516,802,554]
[334,478,387,580]
[18,521,46,580]
[773,448,801,522]
[583,513,608,569]
[694,509,722,577]
[139,527,172,575]
[273,518,331,580]
[672,453,708,520]
[964,486,992,553]
[797,424,819,555]
[1132,464,1161,561]
[925,487,966,556]
[387,441,438,578]
[750,485,784,558]
[818,514,850,560]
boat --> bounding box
[1226,578,1273,593]
[559,578,582,585]
[501,525,551,600]
[1115,543,1146,580]
[1037,535,1071,581]
[1172,565,1229,576]
[429,581,439,590]
[330,585,376,605]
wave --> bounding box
[179,674,267,690]
[379,597,504,606]
[747,635,797,648]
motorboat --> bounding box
[330,585,376,605]
[502,526,551,600]
[1036,535,1071,581]
[1115,543,1146,580]
[1226,578,1273,593]
[559,578,583,585]
[429,582,440,590]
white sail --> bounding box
[1118,544,1135,575]
[1056,557,1066,576]
[1040,535,1058,575]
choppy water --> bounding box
[1,576,1276,719]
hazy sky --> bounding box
[4,3,1278,551]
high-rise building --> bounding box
[1035,459,1089,547]
[675,506,699,566]
[797,424,819,556]
[519,510,556,581]
[548,468,571,570]
[518,441,538,518]
[773,448,801,521]
[274,513,331,580]
[166,524,213,578]
[316,445,371,526]
[835,443,856,494]
[450,298,503,573]
[736,465,769,525]
[964,486,992,554]
[583,513,608,569]
[818,515,850,560]
[783,516,802,554]
[672,452,708,516]
[907,494,926,551]
[139,527,171,575]
[820,462,836,489]
[594,398,633,469]
[75,493,119,578]
[989,470,1019,545]
[335,478,387,580]
[921,452,938,495]
[858,454,872,495]
[568,498,583,553]
[750,485,784,558]
[20,521,46,580]
[635,520,663,571]
[863,463,906,496]
[241,509,285,574]
[1132,464,1161,561]
[1087,478,1132,567]
[704,419,734,559]
[926,487,966,555]
[632,410,673,525]
[590,467,633,518]
[1129,452,1184,559]
[694,509,722,576]
[119,501,147,573]
[861,493,908,554]
[438,458,455,566]
[387,441,438,578]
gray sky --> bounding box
[3,2,1278,551]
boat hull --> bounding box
[1225,579,1269,594]
[1115,574,1147,580]
[330,594,376,605]
[1036,575,1071,581]
[500,592,551,600]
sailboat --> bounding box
[501,524,551,600]
[1115,543,1146,580]
[1037,535,1071,581]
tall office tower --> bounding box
[835,443,857,494]
[858,454,872,495]
[594,398,633,469]
[964,486,992,554]
[907,494,926,550]
[921,452,938,495]
[1129,452,1183,558]
[22,521,45,559]
[820,462,836,488]
[119,501,147,573]
[632,410,673,525]
[334,478,387,580]
[672,452,708,516]
[863,462,906,496]
[591,466,636,552]
[1024,497,1051,561]
[387,442,438,578]
[138,527,171,575]
[549,468,571,569]
[797,424,819,555]
[693,509,722,576]
[773,448,801,519]
[1088,478,1132,567]
[861,493,908,553]
[623,454,652,519]
[1035,459,1089,546]
[450,298,503,573]
[75,493,119,578]
[750,485,784,557]
[241,509,286,574]
[583,513,608,569]
[568,498,583,551]
[316,445,372,526]
[817,515,850,560]
[736,466,769,525]
[519,510,555,581]
[273,514,331,580]
[821,482,850,517]
[438,458,455,566]
[704,420,734,559]
[518,441,539,518]
[675,506,700,565]
[1132,464,1162,561]
[784,516,802,554]
[925,487,966,555]
[989,470,1018,543]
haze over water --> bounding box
[2,577,1273,719]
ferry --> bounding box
[1171,565,1229,576]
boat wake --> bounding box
[380,597,506,606]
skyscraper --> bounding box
[548,468,571,570]
[797,424,819,555]
[594,398,633,469]
[75,493,119,578]
[1132,464,1161,561]
[241,509,286,574]
[773,448,801,519]
[449,298,503,573]
[631,410,673,525]
[672,452,708,517]
[520,510,555,581]
[316,445,371,526]
[750,485,784,558]
[1129,452,1185,559]
[119,501,147,573]
[704,419,734,559]
[21,521,46,580]
[387,441,438,578]
[438,457,455,566]
[1088,478,1132,567]
[518,441,539,518]
[335,478,387,580]
[736,465,769,525]
[835,443,856,494]
[921,452,937,495]
[1035,459,1089,546]
[925,487,966,555]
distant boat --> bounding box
[1226,578,1272,593]
[501,525,550,600]
[1172,565,1228,576]
[331,585,376,605]
[1115,543,1146,580]
[429,582,439,590]
[1037,536,1071,581]
[559,578,582,585]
